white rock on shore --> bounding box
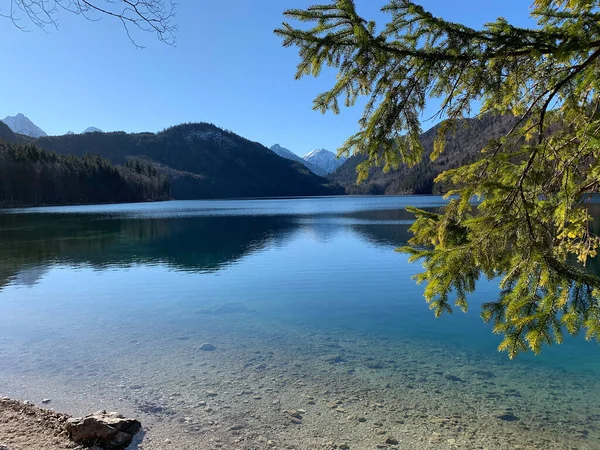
[65,410,141,449]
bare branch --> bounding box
[1,0,178,46]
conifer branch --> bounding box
[278,0,600,356]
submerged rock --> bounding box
[323,354,345,364]
[444,374,464,383]
[496,412,519,422]
[65,410,141,449]
[200,343,216,351]
[286,410,302,419]
[366,362,384,370]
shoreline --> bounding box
[0,193,450,211]
[0,198,169,210]
[0,397,80,450]
[0,398,141,450]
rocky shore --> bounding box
[0,398,140,450]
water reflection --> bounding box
[0,201,419,290]
[1,198,600,449]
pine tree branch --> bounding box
[538,47,600,142]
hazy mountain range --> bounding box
[1,114,102,137]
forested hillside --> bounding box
[5,116,514,201]
[0,121,18,143]
[0,141,170,207]
[330,115,516,194]
[35,123,343,199]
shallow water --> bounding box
[0,196,599,449]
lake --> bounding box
[0,196,599,449]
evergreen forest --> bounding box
[0,139,170,207]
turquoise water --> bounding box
[0,196,599,449]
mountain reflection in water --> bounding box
[0,198,429,290]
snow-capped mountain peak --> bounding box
[269,144,328,177]
[1,113,47,138]
[82,126,103,134]
[302,148,346,174]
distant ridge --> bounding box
[34,122,343,200]
[82,126,103,134]
[2,113,47,138]
[270,144,328,176]
[303,148,346,174]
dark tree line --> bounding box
[0,141,170,207]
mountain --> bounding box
[270,143,303,161]
[83,126,103,133]
[330,114,517,195]
[34,122,343,200]
[2,113,47,138]
[270,144,328,176]
[303,149,347,174]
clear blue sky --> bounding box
[1,0,533,155]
